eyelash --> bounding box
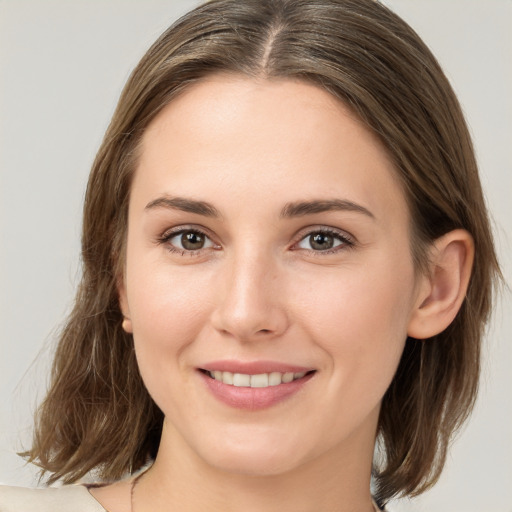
[156,226,355,256]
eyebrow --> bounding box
[280,199,375,219]
[144,196,374,220]
[145,196,220,217]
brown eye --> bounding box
[165,229,215,252]
[181,231,206,250]
[296,229,352,252]
[309,233,334,250]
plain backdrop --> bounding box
[0,1,511,511]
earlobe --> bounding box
[122,316,133,333]
[407,229,474,340]
[117,280,133,334]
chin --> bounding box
[193,426,313,477]
[208,449,305,477]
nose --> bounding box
[210,251,289,342]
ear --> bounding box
[407,229,474,340]
[117,277,133,334]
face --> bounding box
[120,75,424,476]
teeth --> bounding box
[282,372,294,383]
[207,370,310,388]
[233,373,251,387]
[250,373,269,388]
[222,371,233,385]
[269,372,282,386]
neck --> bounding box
[134,419,377,512]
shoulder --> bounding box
[0,484,107,512]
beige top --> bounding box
[0,484,106,511]
[0,484,384,511]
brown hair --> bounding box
[26,0,500,504]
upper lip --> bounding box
[199,360,315,374]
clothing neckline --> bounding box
[84,483,384,512]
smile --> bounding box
[206,370,309,388]
[199,366,316,410]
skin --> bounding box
[91,75,474,512]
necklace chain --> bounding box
[130,471,145,512]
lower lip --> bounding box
[200,371,315,411]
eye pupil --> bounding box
[181,231,204,250]
[310,233,334,250]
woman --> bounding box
[0,0,501,510]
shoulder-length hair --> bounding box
[26,0,500,504]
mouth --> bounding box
[200,369,316,388]
[198,365,316,410]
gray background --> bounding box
[1,1,510,510]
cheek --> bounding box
[294,259,415,399]
[127,250,217,332]
[126,263,215,404]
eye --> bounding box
[295,229,353,252]
[160,228,216,253]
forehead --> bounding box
[143,74,378,156]
[134,74,408,224]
